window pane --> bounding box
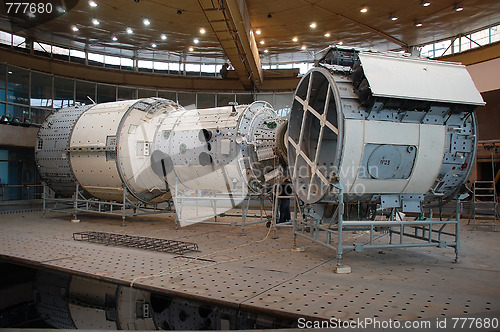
[435,40,452,56]
[236,94,253,105]
[7,66,29,105]
[52,45,69,56]
[70,49,85,60]
[118,87,136,100]
[121,58,133,69]
[34,42,51,57]
[88,52,104,65]
[138,89,156,98]
[6,104,28,120]
[178,92,196,107]
[158,90,176,101]
[12,34,25,48]
[54,77,74,108]
[105,55,121,66]
[215,64,223,75]
[31,72,52,108]
[154,61,169,71]
[169,62,180,73]
[201,64,216,74]
[275,93,293,117]
[0,31,11,45]
[471,29,489,47]
[185,63,200,75]
[491,25,500,43]
[76,80,95,105]
[0,63,6,102]
[460,36,471,52]
[197,93,215,108]
[30,108,52,124]
[138,60,153,69]
[255,93,274,106]
[420,44,434,58]
[216,93,234,107]
[452,38,460,53]
[52,45,69,61]
[97,84,116,103]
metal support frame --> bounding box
[42,182,173,224]
[471,150,498,231]
[173,179,270,231]
[42,181,76,217]
[293,184,465,267]
[270,183,299,238]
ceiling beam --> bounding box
[198,0,263,90]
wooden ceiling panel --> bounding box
[1,0,498,89]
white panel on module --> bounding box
[403,124,446,194]
[358,52,485,106]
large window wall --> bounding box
[0,61,294,200]
[419,23,500,58]
[0,30,314,77]
[0,62,293,125]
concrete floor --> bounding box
[0,209,499,325]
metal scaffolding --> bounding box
[293,184,465,268]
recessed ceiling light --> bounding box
[112,35,118,41]
[292,37,298,42]
[151,43,157,48]
[453,3,463,11]
[309,22,317,29]
[324,32,330,37]
[194,38,199,44]
[143,18,150,26]
[301,45,306,50]
[414,21,423,27]
[360,7,368,13]
[72,25,79,32]
[264,49,268,53]
[420,0,431,7]
[92,18,99,25]
[8,71,12,74]
[256,29,261,35]
[189,47,194,52]
[260,40,265,45]
[89,0,97,7]
[390,14,398,21]
[126,27,133,34]
[200,28,206,34]
[161,34,167,40]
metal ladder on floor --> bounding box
[471,152,498,231]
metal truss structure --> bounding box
[42,182,173,225]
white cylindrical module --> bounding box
[36,104,93,197]
[36,99,286,206]
[36,98,183,203]
[287,47,484,212]
[152,101,284,195]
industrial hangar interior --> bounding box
[0,0,499,330]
